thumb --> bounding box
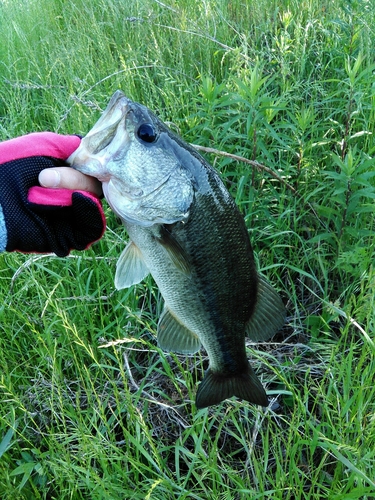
[39,167,103,196]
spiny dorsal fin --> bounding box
[245,274,285,341]
[115,241,150,289]
[157,307,201,354]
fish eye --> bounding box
[137,123,158,143]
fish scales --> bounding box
[68,90,285,408]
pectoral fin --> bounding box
[157,307,201,354]
[156,225,191,276]
[114,241,150,289]
[245,275,286,341]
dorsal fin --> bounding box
[245,275,285,341]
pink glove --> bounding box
[0,132,106,256]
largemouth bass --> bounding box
[68,90,285,408]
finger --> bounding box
[39,167,103,197]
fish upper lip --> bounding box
[83,91,132,155]
[109,90,132,120]
[103,89,129,114]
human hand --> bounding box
[39,166,103,197]
[0,132,105,256]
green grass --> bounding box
[1,0,375,497]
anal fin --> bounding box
[157,307,201,354]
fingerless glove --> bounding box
[0,133,105,256]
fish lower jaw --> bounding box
[71,157,109,180]
[95,174,112,183]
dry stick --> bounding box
[191,144,296,193]
[191,144,328,230]
[122,351,190,429]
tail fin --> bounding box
[195,364,268,409]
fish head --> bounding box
[68,90,194,226]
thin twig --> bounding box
[192,143,329,230]
[122,351,190,428]
[9,253,116,293]
[57,64,195,130]
[191,144,297,193]
[152,0,178,12]
[247,400,275,481]
[9,254,54,293]
[304,285,374,350]
[155,24,236,53]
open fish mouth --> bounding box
[68,91,132,180]
[83,91,130,154]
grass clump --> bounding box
[1,0,375,498]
